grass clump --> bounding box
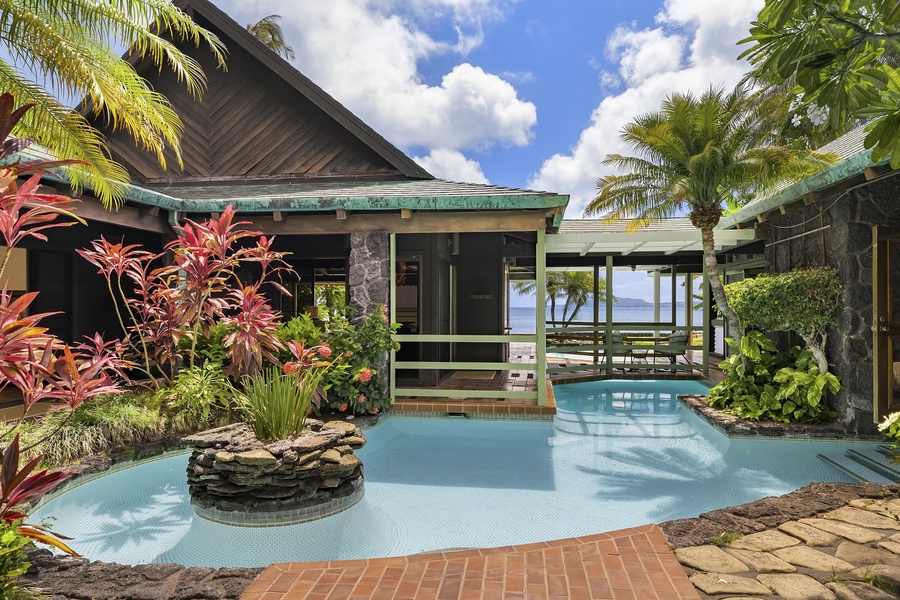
[236,367,320,442]
[16,393,166,467]
[709,532,743,547]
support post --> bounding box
[605,255,614,376]
[593,264,600,369]
[536,229,547,406]
[390,234,397,404]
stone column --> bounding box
[348,231,391,398]
[347,231,390,324]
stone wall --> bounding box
[184,420,365,525]
[760,176,900,433]
[348,231,390,324]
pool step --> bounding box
[818,447,900,484]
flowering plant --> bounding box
[879,411,900,449]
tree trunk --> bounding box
[700,227,742,347]
[801,332,829,375]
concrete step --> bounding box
[817,452,897,484]
[846,448,900,481]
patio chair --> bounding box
[657,331,689,364]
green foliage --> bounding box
[178,322,233,366]
[16,393,166,467]
[1,0,226,206]
[725,268,842,374]
[586,83,836,340]
[277,314,324,355]
[708,331,840,423]
[323,306,399,414]
[0,521,31,596]
[236,368,320,441]
[741,0,900,166]
[156,363,234,432]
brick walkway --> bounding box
[241,524,700,600]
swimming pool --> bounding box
[31,380,876,568]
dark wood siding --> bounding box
[95,16,403,184]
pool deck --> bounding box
[241,524,700,600]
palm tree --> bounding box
[0,0,226,207]
[247,15,295,60]
[586,85,835,345]
[515,271,613,326]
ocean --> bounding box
[508,303,703,333]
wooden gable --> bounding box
[93,1,431,186]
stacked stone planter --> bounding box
[183,420,366,526]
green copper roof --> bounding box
[126,179,570,213]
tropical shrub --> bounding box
[708,330,839,423]
[78,206,293,385]
[0,521,31,597]
[725,267,842,375]
[321,306,398,415]
[155,363,234,432]
[277,314,323,355]
[0,435,75,555]
[177,322,232,366]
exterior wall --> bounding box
[760,176,900,433]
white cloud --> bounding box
[413,148,490,183]
[528,0,764,217]
[229,0,533,162]
[606,26,686,87]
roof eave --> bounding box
[718,150,886,230]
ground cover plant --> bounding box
[708,268,843,423]
[708,331,840,423]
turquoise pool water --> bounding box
[32,380,875,567]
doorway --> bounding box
[873,225,900,420]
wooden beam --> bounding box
[803,192,819,205]
[865,167,877,181]
[401,208,412,219]
[272,210,283,222]
[72,197,170,234]
[779,204,787,215]
[336,209,348,220]
[245,210,548,235]
[211,212,221,219]
[149,206,161,217]
[757,213,768,223]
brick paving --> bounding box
[240,524,700,600]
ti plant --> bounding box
[79,206,295,386]
[0,435,76,555]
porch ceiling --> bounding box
[547,218,758,256]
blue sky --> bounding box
[213,0,763,303]
[216,0,763,216]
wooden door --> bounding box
[873,226,900,420]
